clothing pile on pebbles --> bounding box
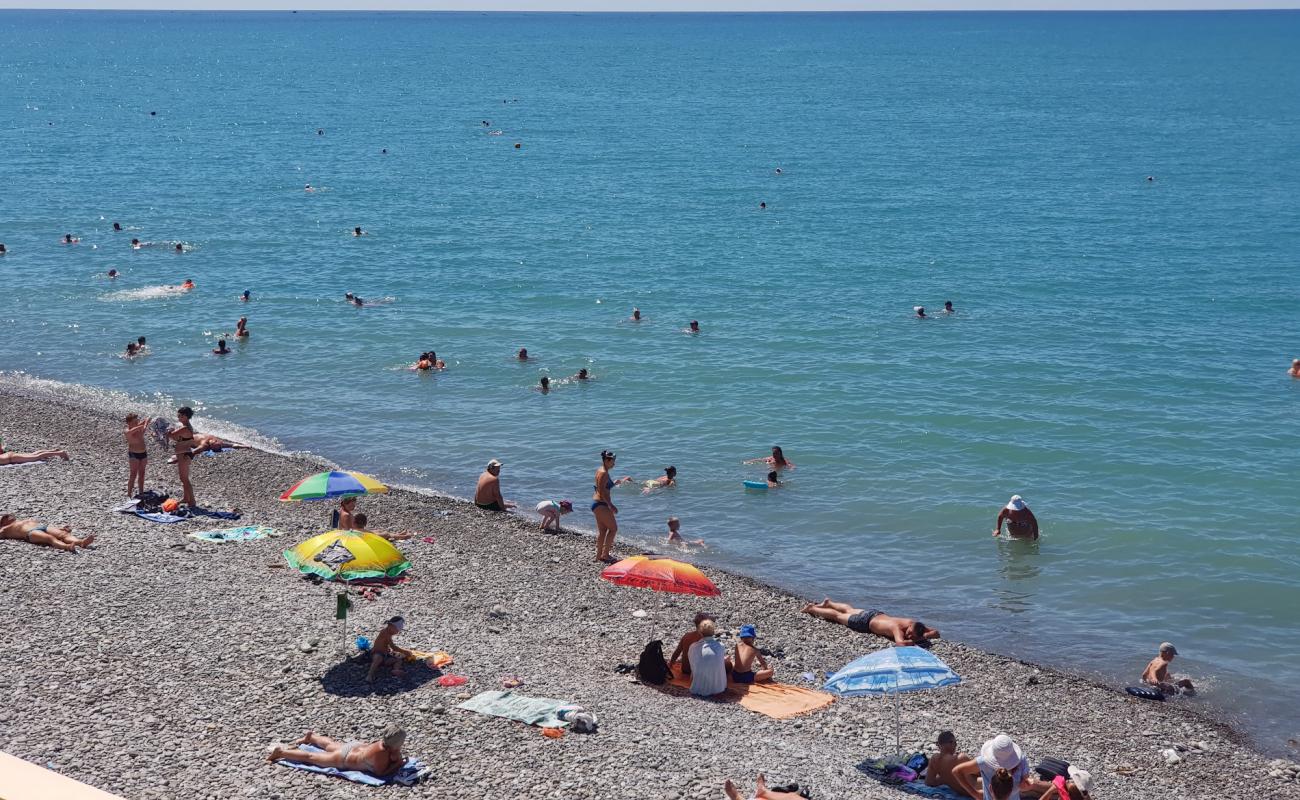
[2,388,1297,800]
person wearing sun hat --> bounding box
[728,624,774,684]
[993,494,1039,540]
[1038,765,1094,800]
[952,734,1033,800]
[1142,641,1195,695]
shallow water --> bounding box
[1,9,1298,750]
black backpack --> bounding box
[636,640,671,685]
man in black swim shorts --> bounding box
[802,598,940,645]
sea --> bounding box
[1,9,1297,751]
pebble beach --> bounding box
[3,385,1299,800]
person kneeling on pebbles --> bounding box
[367,616,415,683]
[268,724,407,778]
[535,498,573,532]
[0,514,96,552]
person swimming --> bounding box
[235,317,249,338]
[574,368,590,381]
[517,348,529,361]
[538,376,550,393]
[630,307,642,322]
[125,342,140,357]
[943,300,954,314]
[305,184,314,192]
[774,168,783,175]
[759,202,766,210]
[344,293,364,307]
[136,336,148,352]
[745,445,794,470]
[415,352,434,371]
[63,234,79,244]
[131,238,141,249]
[353,226,365,237]
[0,243,6,255]
[213,339,231,355]
[428,351,446,369]
[112,222,122,232]
[174,243,184,253]
[1289,358,1300,378]
[766,470,781,488]
[641,466,677,494]
[688,320,700,334]
[914,306,927,319]
[107,269,118,278]
[241,290,251,302]
[180,279,194,291]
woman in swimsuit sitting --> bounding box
[0,442,70,466]
[0,514,95,552]
[167,406,198,507]
[267,724,407,778]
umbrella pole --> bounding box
[894,690,902,759]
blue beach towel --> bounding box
[188,525,273,542]
[134,510,189,524]
[276,744,427,786]
[456,690,571,728]
[858,758,965,799]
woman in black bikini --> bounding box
[168,406,198,507]
[592,450,619,562]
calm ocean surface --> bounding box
[1,9,1297,748]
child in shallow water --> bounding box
[666,516,705,548]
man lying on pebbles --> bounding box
[801,598,941,645]
[0,513,96,551]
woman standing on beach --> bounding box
[592,450,620,562]
[168,406,198,507]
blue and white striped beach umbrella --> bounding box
[825,646,960,756]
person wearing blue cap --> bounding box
[729,624,773,684]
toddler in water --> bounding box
[667,517,705,548]
[124,414,151,497]
[536,499,573,532]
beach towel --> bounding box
[664,673,834,720]
[187,525,274,543]
[192,508,241,520]
[0,461,45,469]
[275,744,427,786]
[405,649,454,668]
[456,690,571,728]
[857,759,965,799]
[134,510,189,524]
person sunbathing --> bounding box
[0,444,70,465]
[166,434,248,463]
[728,625,774,684]
[801,599,940,645]
[926,731,971,795]
[723,774,804,800]
[0,514,95,552]
[352,512,413,541]
[268,724,407,778]
[668,612,714,676]
[367,617,414,682]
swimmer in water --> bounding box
[745,445,794,470]
[517,348,529,361]
[428,351,446,369]
[1147,176,1155,182]
[514,142,521,149]
[666,516,705,548]
[759,202,766,210]
[994,494,1039,539]
[107,269,118,278]
[125,342,140,357]
[305,184,314,192]
[241,290,251,302]
[317,129,323,136]
[353,226,365,237]
[630,307,642,322]
[213,339,231,355]
[538,376,550,394]
[943,300,954,314]
[0,243,6,255]
[688,320,700,334]
[235,317,249,338]
[381,148,388,154]
[63,234,79,244]
[415,352,433,371]
[113,222,122,232]
[344,293,364,307]
[175,243,184,253]
[131,238,141,249]
[1289,358,1300,378]
[774,168,783,175]
[766,470,782,488]
[574,368,590,381]
[180,279,194,291]
[914,306,927,319]
[641,466,677,495]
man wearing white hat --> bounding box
[952,734,1033,800]
[993,495,1039,540]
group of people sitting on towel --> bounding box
[920,732,1095,800]
[669,613,775,697]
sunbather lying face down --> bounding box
[800,598,940,645]
[0,515,96,552]
[267,725,407,778]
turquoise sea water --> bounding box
[1,10,1297,749]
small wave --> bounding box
[100,285,191,302]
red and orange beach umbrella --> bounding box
[601,555,721,597]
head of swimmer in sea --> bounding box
[944,300,953,312]
[632,307,641,319]
[771,446,787,465]
[670,518,684,534]
[108,269,118,278]
[664,466,677,480]
[126,342,138,354]
[131,238,140,246]
[238,317,247,327]
[767,470,780,484]
[577,368,589,379]
[64,234,74,243]
[539,376,550,390]
[689,320,700,332]
[517,348,528,360]
[215,339,228,350]
[242,290,250,301]
[601,449,616,467]
[137,336,146,346]
[0,243,6,254]
[113,222,122,231]
[177,406,193,424]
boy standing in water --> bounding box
[124,414,151,497]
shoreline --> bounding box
[3,382,1299,800]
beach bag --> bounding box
[1034,757,1071,781]
[636,640,671,685]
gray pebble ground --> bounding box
[3,388,1299,800]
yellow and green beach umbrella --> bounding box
[279,470,388,502]
[283,529,411,582]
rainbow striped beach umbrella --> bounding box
[601,555,721,597]
[279,471,388,502]
[283,529,411,582]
